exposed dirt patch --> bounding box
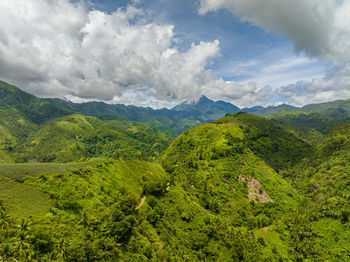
[248,178,274,203]
[238,174,246,182]
[239,175,273,203]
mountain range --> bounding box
[44,84,350,135]
[0,80,350,261]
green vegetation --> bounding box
[46,96,240,136]
[17,114,171,163]
[0,82,172,163]
[0,159,104,179]
[0,80,350,261]
[0,175,52,219]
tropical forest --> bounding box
[1,0,350,261]
[0,80,350,261]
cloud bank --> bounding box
[0,0,268,108]
[199,0,350,105]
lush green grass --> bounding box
[0,158,105,179]
[0,175,51,219]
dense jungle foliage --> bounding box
[0,81,350,261]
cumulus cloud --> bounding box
[0,0,268,108]
[199,0,350,105]
[279,62,350,106]
[199,0,350,61]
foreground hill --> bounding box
[160,113,350,260]
[163,112,309,171]
[281,122,350,260]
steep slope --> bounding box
[0,81,68,125]
[162,113,306,212]
[21,114,171,162]
[292,122,350,211]
[160,113,320,260]
[0,81,70,162]
[283,122,350,260]
[161,113,350,261]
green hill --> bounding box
[45,96,240,136]
[1,80,350,261]
[0,81,69,163]
[281,122,350,260]
[0,81,68,125]
[301,99,350,119]
[0,113,349,261]
[19,114,172,162]
[0,81,172,163]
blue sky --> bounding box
[79,0,337,106]
[92,0,327,94]
[0,0,349,108]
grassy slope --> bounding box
[161,112,305,212]
[0,159,104,179]
[0,159,265,261]
[0,175,51,219]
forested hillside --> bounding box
[0,81,349,261]
[0,82,172,163]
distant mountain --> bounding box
[242,104,298,115]
[46,95,241,135]
[172,95,240,120]
[3,79,350,137]
[0,81,69,125]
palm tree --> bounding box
[55,238,68,261]
[12,218,32,259]
[0,243,14,262]
[0,210,13,231]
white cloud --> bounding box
[199,0,350,105]
[0,0,268,108]
[279,62,350,106]
[199,0,350,61]
[203,79,271,107]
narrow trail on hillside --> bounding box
[136,196,146,210]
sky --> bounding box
[0,0,349,109]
